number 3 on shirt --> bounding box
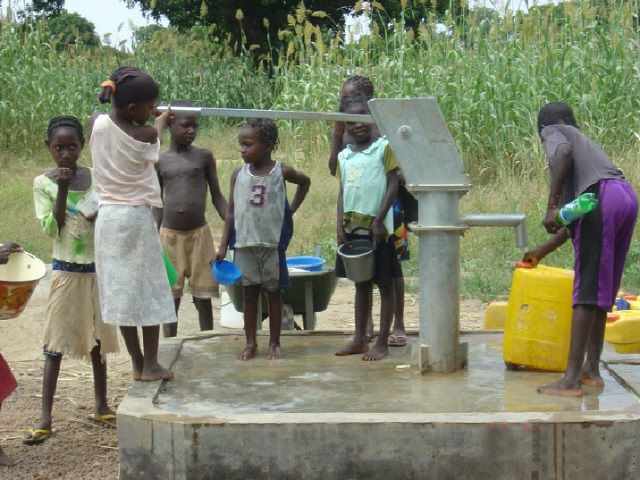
[250,184,267,207]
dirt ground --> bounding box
[0,269,485,479]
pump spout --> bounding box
[460,214,528,249]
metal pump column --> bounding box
[369,98,472,373]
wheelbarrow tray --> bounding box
[225,269,338,330]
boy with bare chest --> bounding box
[155,102,228,337]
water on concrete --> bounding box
[154,332,639,417]
[118,332,640,480]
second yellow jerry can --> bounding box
[484,301,508,330]
[605,310,640,354]
[503,264,574,372]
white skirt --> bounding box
[95,205,177,327]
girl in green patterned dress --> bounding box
[24,116,119,445]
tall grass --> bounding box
[2,1,640,300]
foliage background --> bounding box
[2,0,640,301]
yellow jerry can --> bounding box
[503,265,574,372]
[605,310,640,354]
[484,301,508,330]
[626,300,640,310]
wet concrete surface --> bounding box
[118,331,640,479]
[154,332,640,417]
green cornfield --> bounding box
[2,1,640,301]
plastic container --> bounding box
[626,300,640,310]
[557,193,598,226]
[76,190,99,217]
[286,256,325,272]
[484,301,508,330]
[162,250,177,287]
[219,288,244,329]
[337,239,375,283]
[605,310,640,354]
[613,297,630,311]
[503,264,574,372]
[0,251,47,320]
[212,260,241,286]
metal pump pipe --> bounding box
[460,214,528,249]
[157,105,375,124]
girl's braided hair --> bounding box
[47,116,84,142]
[244,118,279,150]
[339,91,370,113]
[344,76,374,99]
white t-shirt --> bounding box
[90,115,162,208]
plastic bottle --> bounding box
[556,193,598,226]
[162,249,177,287]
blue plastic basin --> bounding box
[212,260,242,285]
[286,256,325,272]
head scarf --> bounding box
[98,67,159,106]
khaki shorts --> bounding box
[160,224,219,299]
[233,246,280,292]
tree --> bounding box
[30,0,65,16]
[132,23,168,45]
[45,11,100,47]
[127,0,462,51]
[129,0,352,47]
[381,0,466,30]
[26,1,464,52]
[18,2,100,48]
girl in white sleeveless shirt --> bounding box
[90,67,176,383]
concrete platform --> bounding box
[118,332,640,479]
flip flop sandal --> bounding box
[86,413,117,428]
[23,428,53,445]
[388,334,408,347]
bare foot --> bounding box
[268,344,283,360]
[335,341,369,356]
[237,344,257,361]
[140,364,174,382]
[537,378,582,397]
[366,318,374,342]
[0,447,14,466]
[362,343,388,361]
[132,357,144,381]
[582,373,605,388]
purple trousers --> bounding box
[572,179,638,310]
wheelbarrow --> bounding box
[224,269,338,330]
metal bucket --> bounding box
[338,239,375,283]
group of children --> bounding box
[3,67,397,454]
[0,66,635,462]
